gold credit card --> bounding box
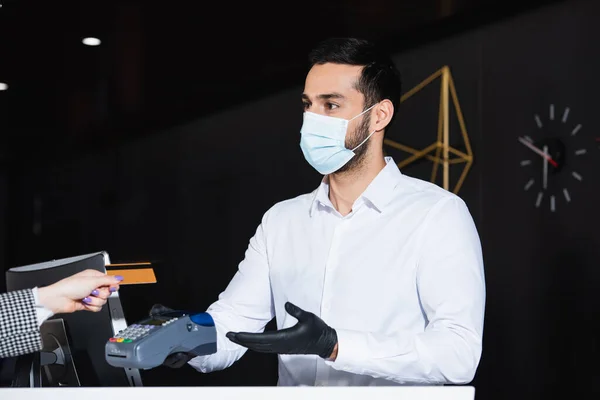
[106,268,157,285]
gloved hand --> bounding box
[226,302,337,359]
[150,304,196,369]
[162,352,195,369]
[149,303,174,317]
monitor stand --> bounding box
[13,319,82,387]
[38,318,81,387]
[12,316,142,387]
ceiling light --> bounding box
[0,82,8,91]
[82,37,101,46]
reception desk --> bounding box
[0,386,475,400]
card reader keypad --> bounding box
[109,318,178,343]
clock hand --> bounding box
[518,137,559,168]
[543,145,548,190]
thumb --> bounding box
[78,269,106,277]
[92,275,123,287]
[285,302,308,321]
[150,304,174,316]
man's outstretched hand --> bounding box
[226,302,338,359]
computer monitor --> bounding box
[5,251,143,387]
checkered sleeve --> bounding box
[0,289,42,358]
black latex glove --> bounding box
[162,352,195,369]
[150,304,195,369]
[149,303,174,317]
[226,302,337,359]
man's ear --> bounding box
[373,99,394,132]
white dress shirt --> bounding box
[189,156,486,386]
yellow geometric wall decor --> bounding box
[384,66,473,194]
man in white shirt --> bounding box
[168,37,485,386]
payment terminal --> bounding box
[105,307,217,370]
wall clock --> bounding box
[518,104,595,212]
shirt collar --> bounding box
[309,156,403,216]
[309,178,332,217]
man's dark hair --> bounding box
[308,37,402,129]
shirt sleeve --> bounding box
[326,196,486,384]
[188,212,275,373]
[32,287,55,328]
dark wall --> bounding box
[4,0,600,396]
[387,1,600,398]
[480,1,600,397]
[388,1,600,398]
[0,173,6,290]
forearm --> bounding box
[0,289,43,358]
[327,326,482,385]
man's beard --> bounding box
[334,113,372,175]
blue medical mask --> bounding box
[299,104,377,175]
